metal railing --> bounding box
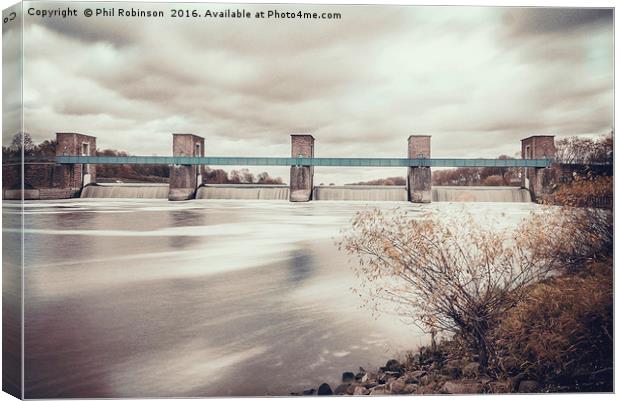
[53,156,553,168]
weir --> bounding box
[4,132,569,203]
[81,183,168,199]
[80,183,532,203]
[196,185,289,200]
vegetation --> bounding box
[432,156,521,186]
[338,172,612,392]
[555,131,613,164]
[2,133,283,184]
[348,176,406,186]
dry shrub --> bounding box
[550,175,612,209]
[492,267,612,391]
[338,209,557,371]
[519,207,612,275]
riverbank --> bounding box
[296,257,613,395]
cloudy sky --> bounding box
[4,3,614,184]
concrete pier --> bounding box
[168,134,205,201]
[521,135,555,202]
[407,135,431,203]
[289,134,314,202]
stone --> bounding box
[318,383,333,395]
[462,362,481,378]
[360,372,377,383]
[369,384,390,395]
[302,389,316,395]
[403,370,426,383]
[384,359,403,372]
[342,371,355,383]
[441,364,461,379]
[404,384,419,393]
[441,380,483,394]
[334,383,352,395]
[353,386,370,395]
[518,380,539,393]
[388,378,408,394]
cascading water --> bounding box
[432,186,531,202]
[196,185,289,200]
[313,186,408,201]
[81,184,168,199]
[81,183,531,202]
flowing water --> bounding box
[82,184,531,203]
[5,200,542,398]
[197,185,289,200]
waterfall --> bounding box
[432,186,531,202]
[80,184,168,199]
[80,183,531,203]
[313,186,408,201]
[196,185,289,200]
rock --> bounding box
[342,371,356,383]
[355,372,365,381]
[360,372,376,383]
[441,361,462,379]
[388,378,408,394]
[403,370,426,383]
[441,380,483,394]
[334,383,352,395]
[462,362,481,378]
[385,359,403,372]
[518,380,539,393]
[302,389,316,395]
[379,371,401,383]
[369,384,390,395]
[404,384,418,393]
[318,383,333,395]
[353,386,371,395]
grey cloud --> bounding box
[502,8,612,36]
[15,3,614,184]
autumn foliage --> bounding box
[339,202,612,390]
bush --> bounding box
[338,209,557,371]
[550,175,612,209]
[492,266,612,391]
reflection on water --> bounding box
[9,200,542,398]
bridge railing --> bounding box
[54,156,554,168]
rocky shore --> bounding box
[292,346,541,396]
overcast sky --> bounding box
[5,3,614,184]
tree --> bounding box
[555,132,613,165]
[338,209,560,372]
[9,132,34,155]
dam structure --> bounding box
[5,132,585,203]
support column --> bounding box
[289,134,314,202]
[521,135,556,202]
[168,133,205,201]
[55,132,97,196]
[407,135,431,203]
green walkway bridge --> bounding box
[55,156,552,168]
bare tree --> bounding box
[338,209,560,371]
[9,132,34,155]
[555,132,613,165]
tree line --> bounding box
[2,133,284,184]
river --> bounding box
[5,200,541,397]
